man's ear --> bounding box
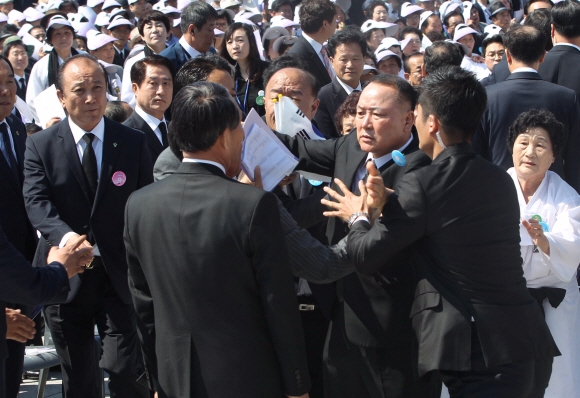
[131,82,139,95]
[421,63,427,77]
[310,97,320,119]
[427,114,441,139]
[57,89,66,110]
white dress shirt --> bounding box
[182,158,226,174]
[59,117,105,253]
[135,106,166,145]
[179,36,202,59]
[336,78,361,95]
[511,67,538,74]
[301,33,336,77]
[0,119,16,167]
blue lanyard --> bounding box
[234,78,250,115]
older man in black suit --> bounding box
[124,55,174,164]
[473,25,580,193]
[289,0,337,89]
[538,0,580,96]
[313,28,367,138]
[23,54,152,398]
[124,82,310,398]
[330,66,559,397]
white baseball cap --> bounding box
[220,0,241,8]
[101,0,121,10]
[8,10,26,24]
[107,15,134,30]
[439,0,462,20]
[400,2,423,17]
[453,23,478,41]
[483,23,502,37]
[87,31,117,49]
[361,19,399,38]
[378,37,401,51]
[23,7,45,22]
[272,35,297,53]
[376,49,401,67]
[47,14,73,30]
[419,11,433,29]
[87,0,104,7]
[270,16,299,28]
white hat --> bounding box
[270,16,299,29]
[235,9,262,23]
[36,3,49,13]
[453,23,478,41]
[173,17,180,27]
[400,2,423,17]
[101,0,121,10]
[214,28,224,36]
[439,0,462,19]
[362,64,378,75]
[17,23,33,36]
[220,0,241,8]
[177,0,192,10]
[0,13,7,23]
[375,49,401,66]
[360,19,399,38]
[462,2,473,22]
[128,0,140,4]
[47,15,73,30]
[262,26,288,41]
[87,0,104,7]
[107,15,134,30]
[23,7,45,22]
[67,12,87,24]
[160,5,180,16]
[483,23,502,37]
[95,11,110,26]
[419,11,433,29]
[75,22,97,37]
[272,35,297,53]
[8,10,26,24]
[378,37,401,51]
[87,31,116,49]
[233,16,256,25]
[109,7,129,19]
[77,5,97,23]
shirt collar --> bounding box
[511,67,538,74]
[182,158,226,174]
[14,74,23,81]
[69,117,105,144]
[336,77,361,95]
[135,105,165,132]
[301,32,323,55]
[366,134,413,169]
[179,36,202,59]
[554,42,580,53]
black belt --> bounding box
[528,287,566,317]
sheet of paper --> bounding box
[21,33,44,61]
[15,96,34,123]
[242,109,298,191]
[32,84,66,128]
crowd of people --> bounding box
[0,0,579,396]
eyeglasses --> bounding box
[408,39,421,44]
[10,51,27,58]
[33,34,46,41]
[486,51,505,59]
[215,21,228,30]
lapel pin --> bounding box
[15,131,20,136]
[113,142,117,147]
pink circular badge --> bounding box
[112,171,126,187]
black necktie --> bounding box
[82,133,98,201]
[158,121,168,147]
[0,123,20,184]
[19,77,26,92]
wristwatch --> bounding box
[347,212,370,229]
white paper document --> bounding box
[242,109,298,191]
[32,84,66,128]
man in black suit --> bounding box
[124,55,174,164]
[473,25,580,192]
[124,81,310,398]
[0,227,92,398]
[313,28,367,138]
[538,0,580,96]
[271,71,432,397]
[107,16,134,67]
[23,54,153,398]
[160,2,217,73]
[0,54,38,398]
[332,66,558,397]
[289,0,337,89]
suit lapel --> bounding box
[134,113,163,156]
[0,149,19,194]
[93,118,121,211]
[304,37,329,83]
[59,121,94,204]
[7,117,25,174]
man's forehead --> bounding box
[267,68,311,93]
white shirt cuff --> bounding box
[59,232,79,248]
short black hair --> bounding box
[443,10,463,27]
[403,52,423,73]
[327,26,368,58]
[508,109,565,157]
[334,90,360,133]
[423,41,462,74]
[503,25,546,65]
[271,0,292,11]
[368,73,417,110]
[0,54,14,74]
[523,9,553,51]
[56,54,106,93]
[418,65,487,141]
[138,10,170,35]
[551,0,580,38]
[299,0,337,34]
[131,54,175,86]
[524,0,553,15]
[216,8,233,24]
[364,0,388,19]
[105,101,132,122]
[263,54,320,95]
[170,82,240,153]
[174,54,232,95]
[180,2,218,34]
[25,123,42,135]
[481,34,504,55]
[425,30,446,43]
[398,26,422,41]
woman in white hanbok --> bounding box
[507,109,580,398]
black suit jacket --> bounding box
[160,42,192,76]
[23,117,153,304]
[538,44,580,97]
[480,58,509,87]
[313,77,350,138]
[0,225,69,360]
[0,115,36,262]
[473,71,580,192]
[113,47,130,67]
[124,162,310,397]
[288,36,332,89]
[16,73,29,101]
[277,131,432,349]
[348,143,559,376]
[123,111,167,164]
